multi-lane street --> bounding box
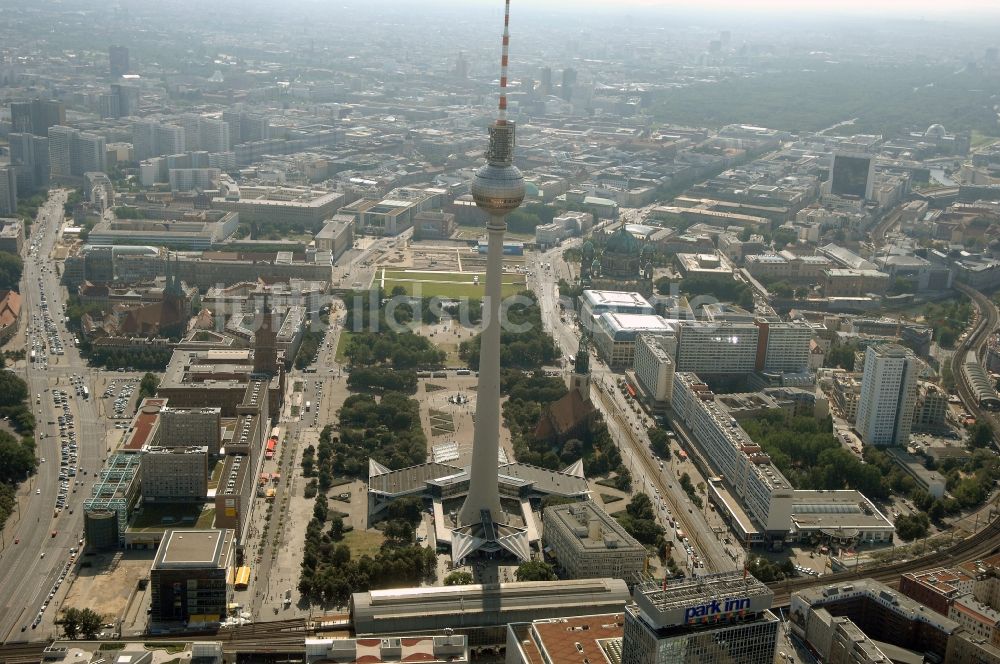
[0,190,111,642]
[528,242,733,575]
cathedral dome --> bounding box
[605,225,641,256]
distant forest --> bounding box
[653,60,1000,138]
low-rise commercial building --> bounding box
[412,211,456,240]
[593,312,674,370]
[542,501,646,582]
[351,578,631,646]
[823,269,890,297]
[341,198,415,236]
[506,614,624,664]
[212,186,346,228]
[791,579,959,662]
[899,568,976,617]
[150,528,234,625]
[0,218,25,254]
[579,289,654,326]
[305,635,468,664]
[313,216,354,260]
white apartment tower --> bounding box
[754,319,813,374]
[855,344,918,447]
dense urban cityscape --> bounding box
[2,0,1000,662]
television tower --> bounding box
[457,0,525,529]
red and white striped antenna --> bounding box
[497,0,512,125]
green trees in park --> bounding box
[0,252,23,290]
[444,571,474,586]
[332,393,427,476]
[459,291,557,371]
[515,560,558,582]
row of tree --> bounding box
[293,328,325,370]
[298,514,436,605]
[0,373,37,530]
[655,274,754,310]
[344,329,445,370]
[0,252,23,291]
[88,347,172,371]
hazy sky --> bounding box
[452,0,1000,15]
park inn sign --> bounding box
[684,597,752,624]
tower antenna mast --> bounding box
[497,0,511,124]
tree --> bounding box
[895,512,930,541]
[0,371,28,407]
[313,493,329,522]
[59,608,80,639]
[329,515,344,541]
[60,607,102,639]
[626,492,655,521]
[383,519,414,545]
[0,251,23,290]
[444,571,474,586]
[515,560,557,582]
[648,428,670,458]
[968,421,994,449]
[138,372,159,399]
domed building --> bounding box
[924,124,947,140]
[600,225,642,279]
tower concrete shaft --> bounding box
[458,214,507,526]
[457,0,524,530]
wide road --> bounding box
[527,243,732,574]
[0,190,110,642]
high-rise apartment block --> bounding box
[178,115,231,153]
[754,319,813,374]
[47,126,106,180]
[633,333,675,408]
[133,120,186,161]
[140,446,209,503]
[8,132,49,193]
[109,45,129,78]
[0,166,17,217]
[621,573,779,664]
[671,373,795,539]
[855,344,918,447]
[222,110,270,145]
[674,321,760,375]
[10,99,65,137]
[158,406,221,456]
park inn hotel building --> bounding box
[622,572,779,663]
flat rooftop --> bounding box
[153,528,233,569]
[790,490,895,534]
[582,290,653,308]
[122,398,167,451]
[519,614,625,664]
